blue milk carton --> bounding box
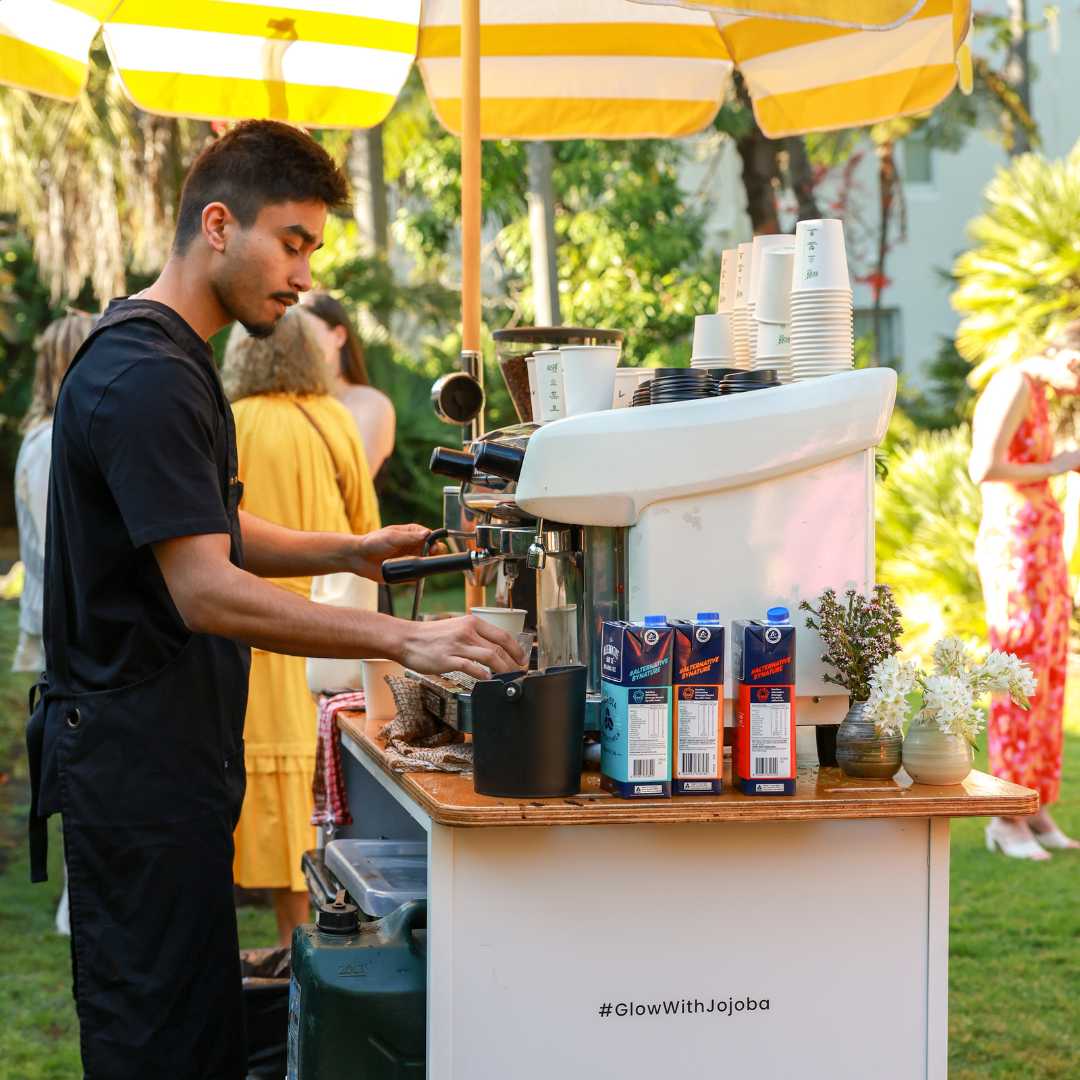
[600,616,673,797]
[671,613,725,795]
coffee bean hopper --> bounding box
[380,339,898,747]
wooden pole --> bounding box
[461,0,485,614]
[461,0,481,353]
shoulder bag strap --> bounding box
[291,399,349,516]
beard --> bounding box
[239,318,277,339]
[210,266,282,339]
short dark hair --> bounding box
[304,291,371,387]
[175,120,349,252]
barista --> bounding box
[27,120,524,1080]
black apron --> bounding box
[26,303,252,1080]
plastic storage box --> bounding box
[324,840,427,918]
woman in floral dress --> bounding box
[970,323,1080,859]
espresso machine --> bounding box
[381,367,897,739]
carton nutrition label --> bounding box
[629,697,669,780]
[748,701,791,778]
[677,696,719,777]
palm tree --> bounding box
[951,144,1080,387]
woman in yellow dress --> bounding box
[223,308,380,943]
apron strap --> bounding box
[26,677,49,883]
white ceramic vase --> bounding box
[902,723,973,786]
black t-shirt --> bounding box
[44,299,243,693]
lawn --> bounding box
[0,600,1076,1077]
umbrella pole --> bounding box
[461,0,486,613]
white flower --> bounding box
[932,637,971,677]
[864,656,919,736]
[972,650,1037,707]
[922,674,983,742]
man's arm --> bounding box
[154,532,524,679]
[239,511,432,581]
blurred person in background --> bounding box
[301,290,395,477]
[969,321,1080,860]
[222,307,380,944]
[13,311,94,938]
[13,312,95,674]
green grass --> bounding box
[0,601,1076,1076]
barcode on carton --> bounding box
[754,756,779,776]
[632,758,657,778]
[680,752,714,777]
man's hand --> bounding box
[396,615,527,680]
[351,524,438,582]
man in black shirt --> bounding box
[29,120,523,1080]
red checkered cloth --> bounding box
[311,690,364,830]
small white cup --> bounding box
[472,607,528,634]
[749,235,795,309]
[692,313,735,362]
[612,367,645,409]
[559,344,620,417]
[756,249,796,324]
[525,355,542,422]
[733,241,754,307]
[532,348,564,422]
[756,321,791,358]
[793,218,849,291]
[717,248,737,313]
[361,659,405,724]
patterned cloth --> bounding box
[311,691,364,829]
[975,374,1067,805]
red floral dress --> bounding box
[975,374,1067,805]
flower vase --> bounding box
[902,723,973,786]
[835,699,902,780]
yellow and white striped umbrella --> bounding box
[0,1,969,140]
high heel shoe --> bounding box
[1030,824,1080,851]
[985,818,1052,861]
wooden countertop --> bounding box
[337,710,1038,828]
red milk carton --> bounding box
[671,613,724,795]
[731,607,796,796]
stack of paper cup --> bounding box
[789,219,853,380]
[731,241,754,370]
[716,248,736,314]
[754,247,796,382]
[747,238,799,382]
[559,344,620,417]
[690,313,736,371]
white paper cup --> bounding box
[793,218,849,291]
[749,235,795,310]
[692,313,735,362]
[756,249,796,323]
[717,248,737,313]
[361,659,405,723]
[472,607,528,634]
[525,355,542,422]
[533,348,564,422]
[733,241,754,307]
[559,344,620,417]
[612,367,646,409]
[756,321,791,358]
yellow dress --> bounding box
[231,392,379,892]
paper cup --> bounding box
[612,367,646,409]
[749,236,795,310]
[756,249,796,324]
[717,248,737,313]
[733,241,754,307]
[472,607,528,634]
[756,321,791,358]
[692,313,735,362]
[525,355,542,422]
[533,348,565,422]
[793,218,849,291]
[361,659,405,723]
[559,344,620,417]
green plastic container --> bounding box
[287,898,426,1079]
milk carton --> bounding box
[671,614,724,795]
[601,616,673,798]
[731,607,796,796]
